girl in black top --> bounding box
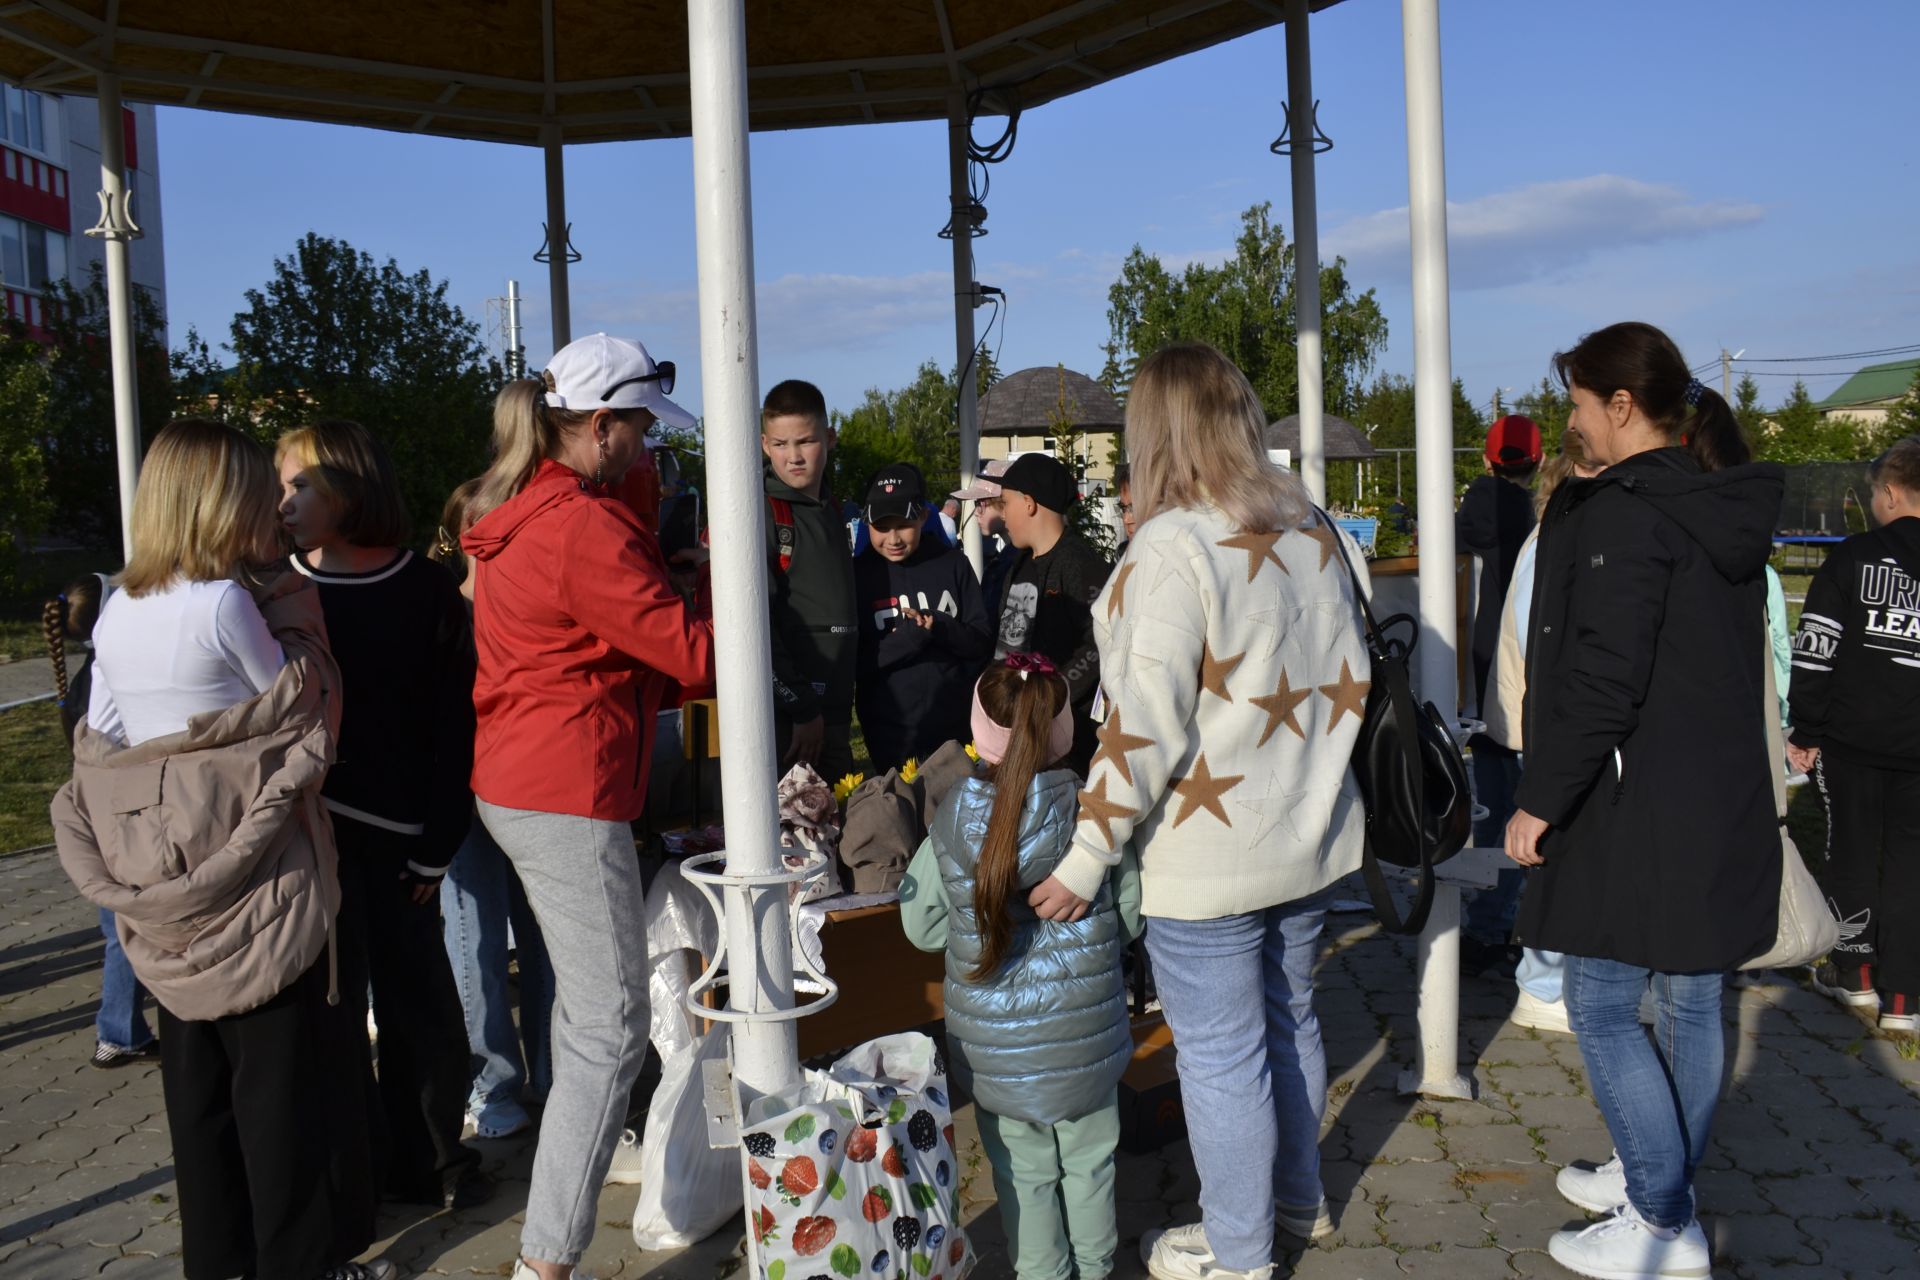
[276,420,488,1210]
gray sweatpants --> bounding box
[478,800,650,1267]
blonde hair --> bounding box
[1533,428,1592,518]
[1125,341,1310,533]
[119,419,283,597]
[275,420,410,546]
[469,376,594,522]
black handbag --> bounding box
[1317,509,1473,934]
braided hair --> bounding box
[43,576,105,712]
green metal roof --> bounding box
[1816,358,1920,410]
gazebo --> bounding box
[0,0,1477,1128]
[977,364,1125,485]
[1267,411,1378,460]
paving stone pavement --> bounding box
[3,848,1917,1279]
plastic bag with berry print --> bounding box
[739,1032,973,1280]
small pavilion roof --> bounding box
[1267,412,1377,460]
[978,365,1123,435]
[1814,358,1920,411]
[0,1,1345,146]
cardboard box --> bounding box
[1118,1014,1186,1154]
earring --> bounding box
[594,439,608,487]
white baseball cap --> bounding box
[951,458,1011,501]
[540,333,696,430]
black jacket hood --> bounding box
[1590,448,1783,583]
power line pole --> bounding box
[1722,348,1732,400]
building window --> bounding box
[51,169,62,197]
[0,214,68,294]
[3,151,13,181]
[0,86,45,155]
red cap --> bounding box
[1485,415,1542,466]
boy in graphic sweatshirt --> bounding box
[854,463,993,772]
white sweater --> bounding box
[1053,504,1371,920]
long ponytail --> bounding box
[42,597,67,706]
[469,376,590,521]
[968,662,1069,982]
[1552,320,1751,473]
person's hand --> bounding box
[669,546,710,570]
[785,715,825,768]
[1504,809,1550,867]
[1028,874,1089,923]
[900,606,935,631]
[1786,743,1820,775]
[399,868,444,905]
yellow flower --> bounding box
[899,758,920,784]
[964,741,980,763]
[833,772,865,804]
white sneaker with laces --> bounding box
[1557,1154,1627,1213]
[1274,1199,1334,1241]
[1547,1202,1710,1279]
[602,1128,644,1186]
[1140,1223,1272,1280]
[511,1263,595,1280]
[1512,989,1573,1034]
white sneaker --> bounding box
[1547,1203,1711,1279]
[1140,1223,1272,1280]
[602,1128,644,1186]
[511,1263,595,1280]
[1274,1199,1333,1241]
[1512,989,1573,1034]
[1557,1155,1628,1213]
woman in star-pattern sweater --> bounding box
[1034,342,1371,1280]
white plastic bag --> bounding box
[632,1026,742,1251]
[645,859,720,1061]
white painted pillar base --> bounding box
[1398,880,1476,1099]
[686,0,800,1105]
[89,74,142,561]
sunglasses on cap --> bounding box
[601,361,676,401]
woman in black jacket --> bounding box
[1505,322,1783,1280]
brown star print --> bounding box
[1318,658,1371,733]
[1251,667,1311,745]
[1199,640,1246,702]
[1107,561,1136,620]
[1089,709,1155,786]
[1217,530,1288,583]
[1077,774,1139,850]
[1171,753,1245,828]
[1296,522,1341,573]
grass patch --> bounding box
[0,547,117,662]
[0,698,69,852]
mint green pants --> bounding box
[976,1092,1121,1280]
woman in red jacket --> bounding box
[461,333,714,1280]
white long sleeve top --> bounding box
[1055,504,1372,920]
[88,578,287,747]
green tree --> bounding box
[1732,374,1766,444]
[1755,380,1866,465]
[1041,365,1117,559]
[0,327,52,590]
[1881,366,1920,442]
[1105,203,1389,422]
[1347,372,1489,508]
[35,267,174,546]
[190,233,503,541]
[1512,377,1573,457]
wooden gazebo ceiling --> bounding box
[0,0,1344,146]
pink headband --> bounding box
[970,660,1075,765]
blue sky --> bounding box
[154,0,1919,423]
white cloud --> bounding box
[1325,175,1765,291]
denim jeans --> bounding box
[1516,949,1564,1003]
[1563,956,1722,1228]
[97,908,154,1050]
[1143,892,1332,1272]
[442,815,555,1132]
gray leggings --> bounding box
[477,800,650,1267]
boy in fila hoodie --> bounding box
[854,463,994,772]
[1790,437,1920,1032]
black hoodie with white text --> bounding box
[1789,516,1920,771]
[853,540,993,772]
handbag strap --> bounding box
[1314,508,1436,935]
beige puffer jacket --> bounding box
[53,571,343,1021]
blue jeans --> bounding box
[1144,892,1332,1272]
[97,908,154,1050]
[442,816,555,1130]
[1563,956,1722,1228]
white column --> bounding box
[1399,0,1471,1101]
[543,125,572,352]
[948,89,984,577]
[91,75,141,560]
[1285,0,1325,505]
[687,0,800,1100]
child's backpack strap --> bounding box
[768,497,796,574]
